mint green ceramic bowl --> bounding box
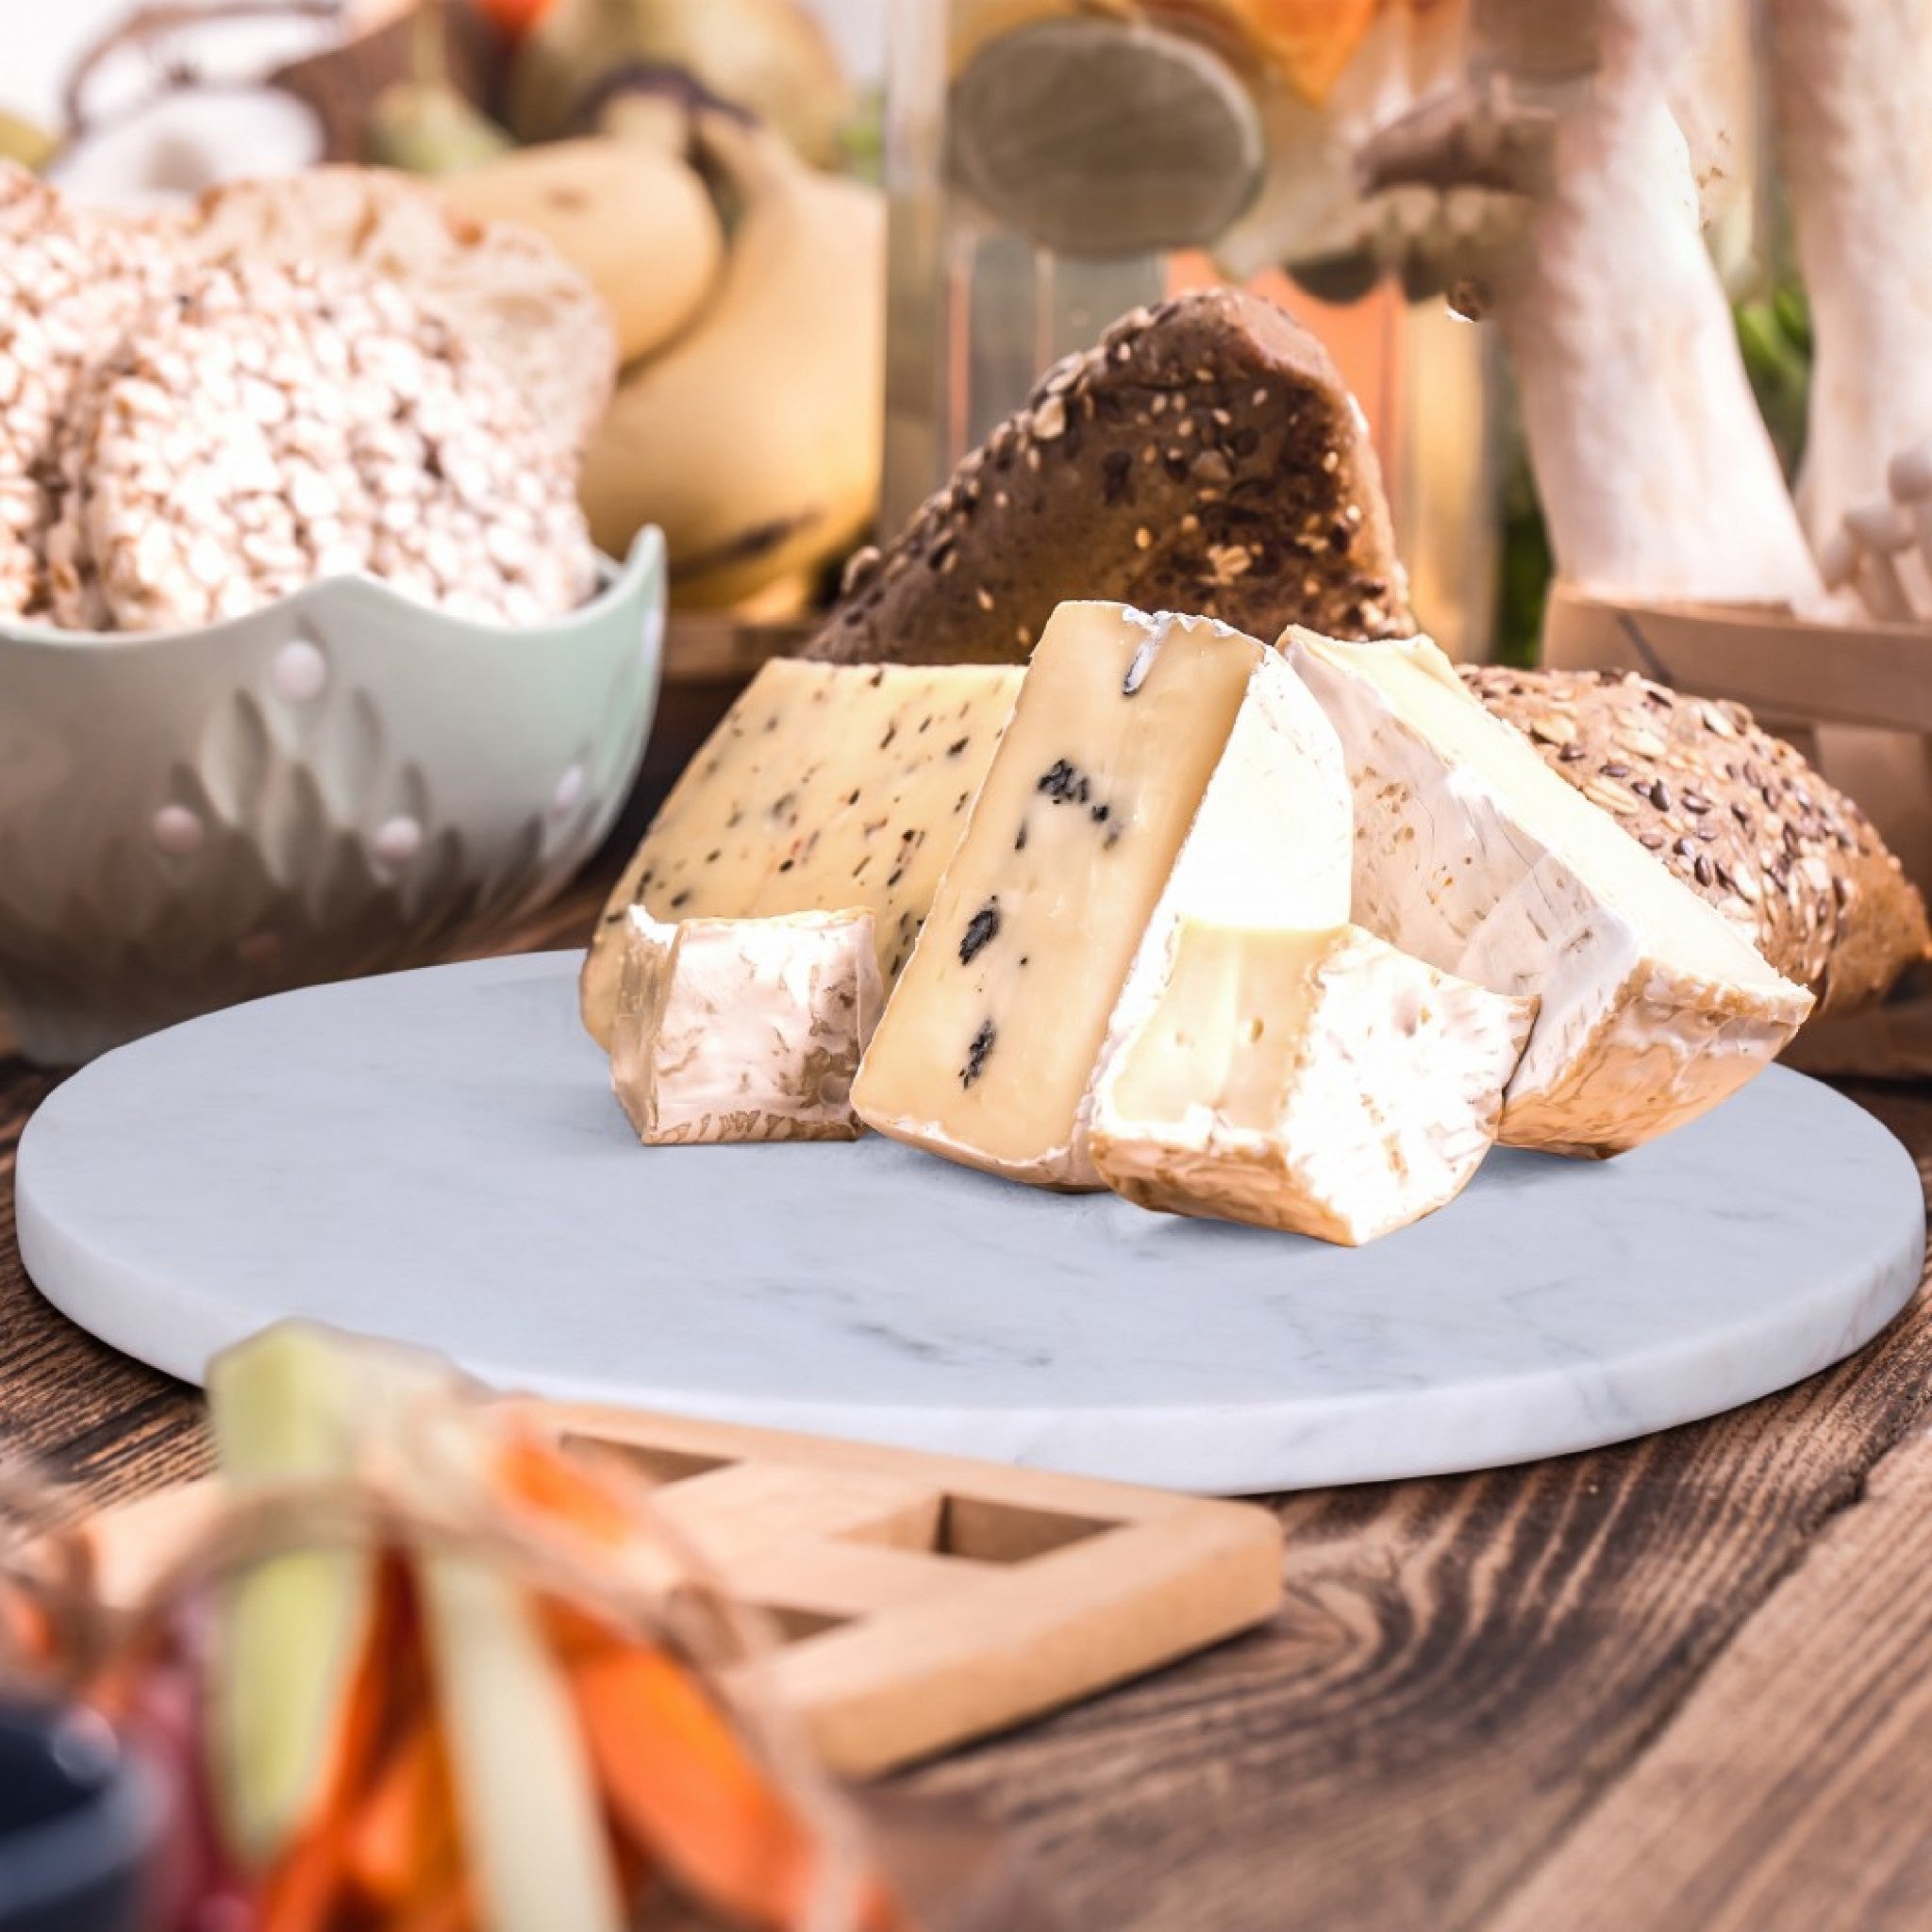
[0,529,664,1063]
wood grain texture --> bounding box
[1,941,1929,1931]
[1489,1415,1932,1931]
[896,1085,1932,1932]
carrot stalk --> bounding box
[495,1431,639,1547]
[569,1641,906,1932]
[501,1429,907,1930]
[391,1875,477,1932]
[347,1708,460,1904]
[259,1558,415,1931]
[258,1814,352,1932]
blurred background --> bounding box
[2,0,1851,1062]
[2,1,1806,673]
[0,0,1523,664]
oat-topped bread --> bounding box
[0,213,180,621]
[1465,663,1930,1018]
[46,260,597,633]
[174,166,616,458]
[807,288,1412,666]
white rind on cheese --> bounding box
[854,602,1352,1189]
[1286,629,1814,1157]
[1091,922,1536,1246]
[611,908,883,1144]
[582,659,1022,1049]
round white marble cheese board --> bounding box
[17,953,1925,1493]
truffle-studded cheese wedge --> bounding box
[1286,630,1815,1157]
[854,602,1352,1189]
[1091,922,1536,1245]
[611,908,883,1144]
[583,659,1023,1049]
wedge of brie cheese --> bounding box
[854,602,1352,1189]
[1286,629,1814,1157]
[611,908,883,1144]
[1091,921,1536,1245]
[582,660,1022,1049]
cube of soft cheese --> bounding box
[611,908,883,1143]
[1285,629,1815,1157]
[853,602,1353,1188]
[582,660,1023,1050]
[1091,922,1537,1245]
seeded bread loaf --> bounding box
[807,288,1413,666]
[1465,664,1930,1018]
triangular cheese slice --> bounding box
[1091,921,1536,1245]
[855,601,1352,1187]
[1286,629,1814,1156]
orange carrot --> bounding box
[259,1557,416,1931]
[391,1875,477,1932]
[499,1431,906,1929]
[495,1430,638,1548]
[346,1708,460,1904]
[471,0,555,37]
[0,1587,54,1671]
[569,1641,908,1932]
[258,1813,351,1932]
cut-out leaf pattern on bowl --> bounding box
[0,531,665,1063]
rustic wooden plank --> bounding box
[1484,1422,1932,1931]
[895,1084,1932,1932]
[1481,1099,1932,1932]
[0,1058,210,1515]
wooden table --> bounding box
[4,895,1930,1932]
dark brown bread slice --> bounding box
[807,288,1413,666]
[1465,663,1931,1019]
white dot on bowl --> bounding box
[272,641,329,704]
[152,806,205,856]
[641,604,665,668]
[373,815,423,864]
[550,764,585,818]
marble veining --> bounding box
[16,954,1925,1493]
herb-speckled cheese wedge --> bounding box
[582,659,1022,1050]
[1091,921,1536,1245]
[1286,629,1815,1158]
[854,601,1352,1190]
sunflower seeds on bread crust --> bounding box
[1466,662,1931,1019]
[807,287,1414,666]
[173,166,616,459]
[47,260,597,633]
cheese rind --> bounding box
[582,658,1022,1049]
[1091,922,1536,1245]
[854,602,1352,1188]
[611,908,883,1144]
[1285,629,1814,1157]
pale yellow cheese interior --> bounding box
[1103,924,1331,1133]
[1323,635,1786,991]
[854,604,1282,1180]
[582,659,1021,1047]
